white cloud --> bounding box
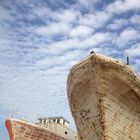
[34,49,87,71]
[54,9,80,23]
[81,32,112,49]
[124,43,140,57]
[76,0,100,11]
[35,22,72,36]
[120,28,140,42]
[79,11,112,29]
[106,0,140,14]
[107,19,128,30]
[37,31,112,57]
[0,6,12,21]
[70,25,93,38]
[78,0,98,6]
[32,6,51,17]
[38,39,80,55]
[130,14,140,25]
[32,6,80,24]
[113,28,140,47]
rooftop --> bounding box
[38,116,69,123]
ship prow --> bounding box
[5,118,66,140]
[6,117,77,140]
[67,53,140,140]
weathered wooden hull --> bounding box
[67,53,140,140]
[6,119,66,140]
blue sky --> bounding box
[0,0,140,139]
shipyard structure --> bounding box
[36,116,77,139]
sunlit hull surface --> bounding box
[67,53,140,140]
[6,118,66,140]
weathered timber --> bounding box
[67,53,140,140]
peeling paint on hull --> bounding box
[67,53,140,140]
[6,119,66,140]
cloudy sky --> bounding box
[0,0,140,139]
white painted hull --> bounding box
[6,118,66,140]
[67,53,140,140]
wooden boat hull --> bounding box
[67,53,140,140]
[6,118,66,140]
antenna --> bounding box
[127,56,129,65]
[10,112,13,118]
